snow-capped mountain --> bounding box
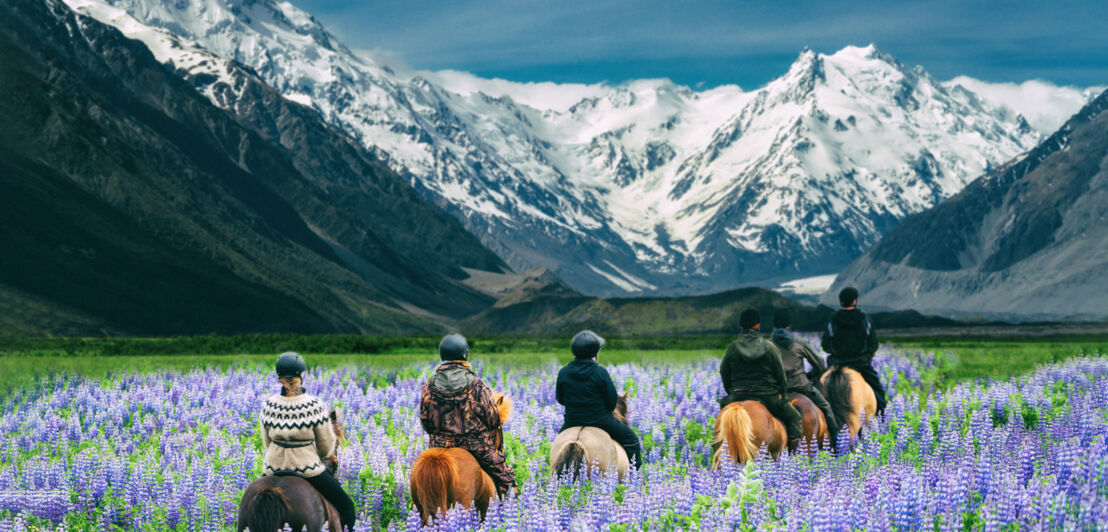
[66,0,1080,296]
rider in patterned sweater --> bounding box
[419,334,517,497]
[259,352,356,529]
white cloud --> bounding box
[424,69,612,112]
[944,76,1106,135]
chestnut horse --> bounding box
[549,394,631,481]
[712,400,787,465]
[237,410,346,532]
[820,366,877,443]
[788,393,830,450]
[409,393,512,524]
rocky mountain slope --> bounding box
[826,90,1108,320]
[0,0,507,335]
[68,0,1057,296]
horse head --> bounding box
[324,409,344,475]
[492,393,513,425]
[614,393,630,426]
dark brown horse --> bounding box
[788,392,830,450]
[237,410,346,532]
[409,393,512,524]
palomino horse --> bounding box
[712,400,787,465]
[409,393,513,524]
[549,394,631,481]
[237,410,346,532]
[820,366,877,443]
[788,393,830,450]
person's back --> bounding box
[720,331,786,397]
[259,352,357,529]
[770,309,838,438]
[720,309,803,452]
[820,287,887,414]
[558,357,617,426]
[419,334,516,496]
[555,330,643,469]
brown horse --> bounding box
[820,366,877,442]
[788,393,830,450]
[237,410,346,532]
[409,393,512,524]
[712,400,787,465]
[549,394,631,481]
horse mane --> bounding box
[411,448,460,524]
[245,486,289,532]
[492,393,513,425]
[713,403,758,465]
[823,366,854,443]
[613,394,629,426]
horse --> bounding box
[549,394,631,482]
[820,366,877,443]
[788,392,830,450]
[712,400,787,465]
[237,410,346,532]
[409,393,513,524]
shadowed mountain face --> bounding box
[0,0,508,335]
[827,90,1108,321]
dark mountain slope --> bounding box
[826,89,1108,320]
[0,0,502,334]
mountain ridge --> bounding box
[825,88,1108,320]
[70,0,1083,297]
[0,0,507,335]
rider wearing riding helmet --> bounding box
[719,309,804,453]
[556,330,644,469]
[419,334,517,497]
[259,352,356,529]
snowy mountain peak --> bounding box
[70,0,1097,296]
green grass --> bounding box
[3,336,1105,395]
[887,337,1108,384]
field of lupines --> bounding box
[1,340,1107,531]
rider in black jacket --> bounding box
[556,330,643,468]
[820,287,887,414]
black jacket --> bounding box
[820,308,879,366]
[720,331,787,397]
[556,358,618,426]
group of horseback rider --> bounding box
[253,286,885,530]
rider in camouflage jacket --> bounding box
[419,335,516,496]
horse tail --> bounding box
[245,486,289,532]
[411,449,456,523]
[553,440,586,481]
[714,404,757,464]
[825,367,853,438]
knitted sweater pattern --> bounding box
[259,392,336,478]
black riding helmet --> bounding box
[275,351,306,378]
[439,333,469,361]
[571,330,605,358]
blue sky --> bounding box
[294,0,1107,89]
